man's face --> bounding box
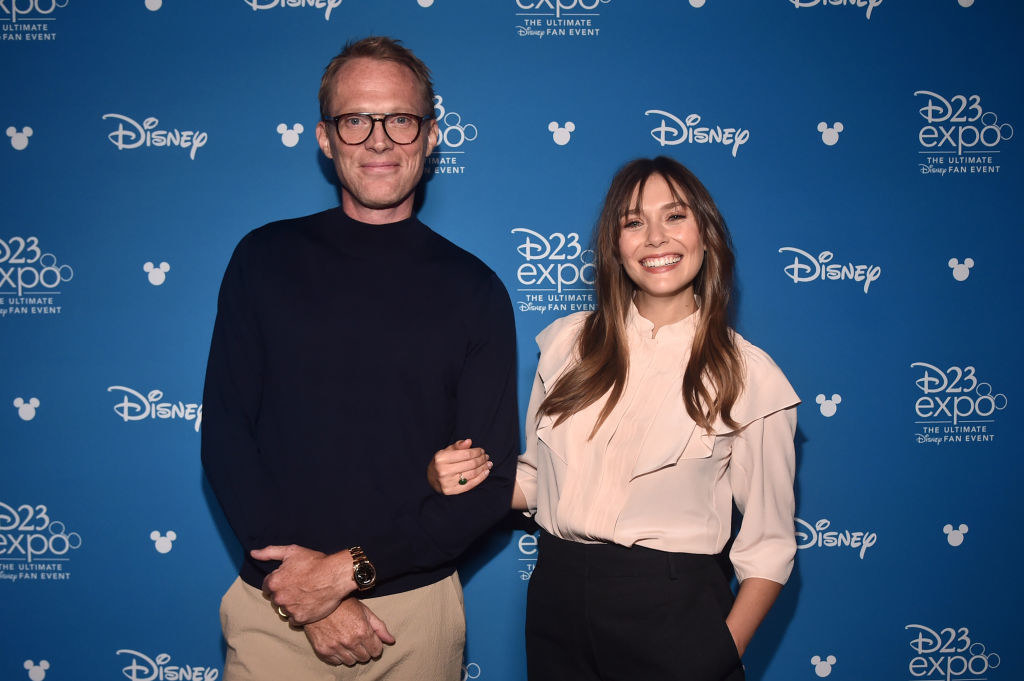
[316,58,438,225]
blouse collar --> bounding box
[626,298,700,344]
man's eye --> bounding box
[343,117,367,128]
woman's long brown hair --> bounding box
[538,156,743,436]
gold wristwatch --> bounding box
[349,546,376,591]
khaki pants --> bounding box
[220,573,466,681]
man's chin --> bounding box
[341,187,419,219]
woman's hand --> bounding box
[427,438,491,495]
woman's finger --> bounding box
[443,463,491,494]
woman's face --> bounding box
[617,173,705,308]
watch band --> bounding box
[349,546,376,591]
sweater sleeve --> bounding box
[200,233,288,570]
[360,272,519,583]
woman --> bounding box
[431,157,799,680]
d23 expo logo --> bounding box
[911,363,1006,446]
[0,502,81,582]
[915,91,1013,176]
[515,0,609,39]
[515,530,538,580]
[427,95,477,176]
[0,236,72,318]
[512,228,595,315]
[905,625,1000,681]
[0,0,67,42]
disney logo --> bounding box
[644,110,750,157]
[516,25,544,38]
[116,650,219,681]
[242,0,342,21]
[101,114,208,160]
[107,386,203,432]
[789,0,882,21]
[795,517,877,559]
[778,247,881,293]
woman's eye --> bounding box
[622,219,642,230]
[667,212,687,221]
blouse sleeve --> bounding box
[515,312,589,515]
[515,370,545,513]
[728,405,798,585]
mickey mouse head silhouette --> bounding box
[943,523,968,547]
[150,530,177,554]
[811,655,837,678]
[948,258,974,282]
[13,397,40,421]
[143,261,171,286]
[23,660,50,681]
[7,126,33,151]
[276,123,304,148]
[815,393,842,417]
[817,122,844,146]
[548,121,575,146]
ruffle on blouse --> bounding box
[532,309,799,480]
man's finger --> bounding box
[366,608,396,645]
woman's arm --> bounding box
[726,577,783,657]
[425,440,530,510]
[727,405,799,656]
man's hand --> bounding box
[251,544,356,625]
[304,597,395,666]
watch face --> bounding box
[354,562,375,586]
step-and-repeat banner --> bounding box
[3,1,1022,680]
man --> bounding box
[201,36,518,680]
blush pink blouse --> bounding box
[516,305,800,584]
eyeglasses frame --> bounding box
[321,112,433,146]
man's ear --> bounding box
[423,119,440,157]
[315,121,334,159]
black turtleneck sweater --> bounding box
[201,207,518,596]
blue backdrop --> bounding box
[2,1,1022,680]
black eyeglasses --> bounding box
[321,112,431,145]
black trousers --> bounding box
[526,532,745,681]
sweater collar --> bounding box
[324,207,431,252]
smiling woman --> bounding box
[429,156,801,681]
